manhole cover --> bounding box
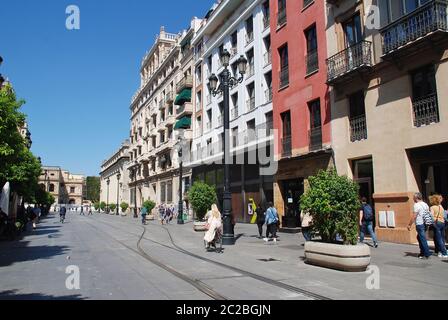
[257,258,280,262]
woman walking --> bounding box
[255,203,265,238]
[204,204,222,249]
[429,194,447,259]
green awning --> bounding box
[174,88,192,105]
[174,117,191,130]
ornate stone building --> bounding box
[39,167,86,205]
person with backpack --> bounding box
[359,197,378,248]
[429,194,447,259]
[407,192,431,259]
[140,206,148,225]
[264,202,279,243]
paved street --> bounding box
[0,212,447,300]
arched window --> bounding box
[49,184,55,192]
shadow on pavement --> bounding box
[0,242,70,267]
[0,290,85,300]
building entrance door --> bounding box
[421,161,448,209]
[282,179,304,228]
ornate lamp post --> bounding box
[176,129,185,225]
[106,178,110,214]
[0,56,4,88]
[116,173,121,215]
[208,50,247,245]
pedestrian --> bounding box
[80,205,85,216]
[407,192,431,259]
[429,194,447,259]
[89,205,93,216]
[141,206,148,225]
[300,210,313,242]
[166,206,172,224]
[204,204,222,249]
[32,206,41,229]
[359,197,378,248]
[159,205,166,225]
[264,202,279,243]
[255,203,265,238]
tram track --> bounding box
[90,214,332,300]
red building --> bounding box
[270,0,332,230]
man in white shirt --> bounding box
[407,192,431,259]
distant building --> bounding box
[100,140,130,211]
[38,167,86,205]
[19,121,32,149]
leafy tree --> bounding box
[188,181,217,221]
[0,83,42,198]
[109,203,117,212]
[142,200,155,214]
[120,202,129,213]
[86,176,100,202]
[99,201,106,211]
[300,169,361,245]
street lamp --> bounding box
[208,50,247,245]
[0,56,4,88]
[106,178,110,214]
[176,129,185,225]
[116,173,121,215]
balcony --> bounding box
[231,107,239,120]
[176,102,193,119]
[246,97,256,112]
[265,87,272,103]
[309,127,323,152]
[306,49,319,75]
[158,99,165,110]
[264,51,272,67]
[165,114,176,126]
[326,41,373,85]
[277,8,287,27]
[282,136,292,157]
[413,93,440,127]
[279,66,289,88]
[381,0,448,58]
[176,75,193,93]
[350,115,368,142]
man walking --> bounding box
[408,192,431,259]
[141,206,148,225]
[359,197,378,248]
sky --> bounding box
[1,0,214,176]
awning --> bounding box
[174,117,191,130]
[174,88,192,105]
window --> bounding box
[263,1,270,29]
[378,0,431,27]
[246,82,255,111]
[308,100,322,151]
[281,111,291,156]
[305,25,319,74]
[70,187,76,194]
[161,182,166,203]
[247,49,255,77]
[343,13,362,47]
[277,0,287,26]
[167,181,173,203]
[411,64,439,127]
[246,16,254,45]
[49,184,55,192]
[349,91,368,142]
[279,45,289,88]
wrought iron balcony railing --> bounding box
[349,115,368,142]
[282,136,292,157]
[306,49,319,74]
[381,0,448,56]
[326,41,372,83]
[279,66,289,88]
[277,8,287,27]
[309,127,322,151]
[413,93,440,127]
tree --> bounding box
[142,200,155,214]
[188,181,217,221]
[0,82,42,199]
[300,169,361,245]
[86,176,100,202]
[120,202,129,213]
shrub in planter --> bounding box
[120,202,129,213]
[188,182,217,221]
[142,200,156,214]
[99,201,106,212]
[109,204,117,212]
[300,169,361,245]
[93,202,100,211]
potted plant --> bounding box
[93,202,100,212]
[300,169,370,272]
[109,203,117,213]
[99,201,106,213]
[120,202,129,216]
[188,182,217,231]
[142,200,156,220]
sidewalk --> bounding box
[139,218,448,300]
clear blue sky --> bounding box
[1,0,214,176]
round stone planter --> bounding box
[304,241,371,272]
[193,221,207,232]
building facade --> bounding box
[100,140,130,212]
[326,0,448,243]
[189,0,274,222]
[39,167,85,205]
[127,22,201,214]
[271,0,332,229]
